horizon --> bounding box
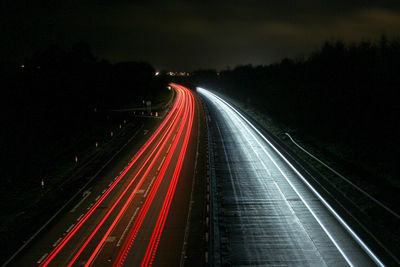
[2,1,400,70]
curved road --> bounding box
[198,87,383,267]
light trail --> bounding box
[113,85,194,266]
[141,86,195,267]
[39,86,184,267]
[79,87,188,266]
[68,88,187,266]
[197,87,385,267]
[37,84,195,267]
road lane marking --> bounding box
[166,143,172,154]
[69,190,91,213]
[52,238,62,247]
[116,207,140,247]
[136,189,145,194]
[106,236,117,242]
[76,214,84,221]
[157,156,166,172]
[180,106,201,267]
[37,253,49,264]
[144,176,156,198]
[66,224,75,233]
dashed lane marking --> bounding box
[117,207,140,247]
[76,214,84,221]
[52,238,62,247]
[66,224,75,233]
[37,253,48,264]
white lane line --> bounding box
[136,189,145,194]
[52,237,62,247]
[76,214,84,221]
[166,143,172,154]
[69,190,91,213]
[37,253,49,264]
[214,120,254,261]
[180,107,201,267]
[116,207,140,247]
[95,195,101,201]
[66,224,75,233]
[157,156,166,172]
[172,133,177,141]
[144,176,156,198]
[108,181,113,187]
[102,189,106,194]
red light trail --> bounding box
[67,89,185,266]
[114,85,194,266]
[141,89,194,267]
[38,84,196,267]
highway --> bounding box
[198,87,383,267]
[11,84,199,267]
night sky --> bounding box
[2,0,400,70]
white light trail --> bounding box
[197,87,385,267]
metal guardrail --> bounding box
[285,133,400,220]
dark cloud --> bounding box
[1,0,400,70]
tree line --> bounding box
[192,36,400,185]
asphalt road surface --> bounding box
[198,87,383,267]
[11,84,199,267]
